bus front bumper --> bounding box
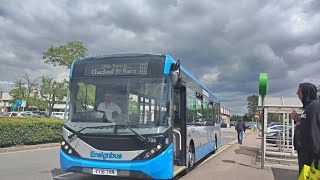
[60,144,173,179]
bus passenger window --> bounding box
[195,98,203,126]
[187,95,195,125]
[203,97,209,126]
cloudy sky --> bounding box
[1,0,320,114]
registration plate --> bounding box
[92,168,117,176]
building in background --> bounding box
[0,82,14,113]
[0,92,11,113]
[220,106,230,127]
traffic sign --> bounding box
[21,100,26,107]
[11,105,16,110]
[255,114,259,119]
[259,73,268,96]
[16,99,22,106]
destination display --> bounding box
[85,62,149,76]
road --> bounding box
[0,128,238,180]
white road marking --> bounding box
[53,172,74,179]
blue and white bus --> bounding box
[60,54,221,179]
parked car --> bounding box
[261,124,292,138]
[267,129,293,145]
[32,111,49,117]
[267,122,283,127]
[2,112,23,117]
[51,112,65,119]
[20,111,41,118]
[277,130,293,146]
[221,123,227,128]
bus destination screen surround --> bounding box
[85,62,149,76]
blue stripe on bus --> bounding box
[60,144,174,179]
[194,141,215,162]
[164,55,175,76]
[69,60,76,78]
[164,54,218,100]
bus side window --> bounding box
[187,94,195,125]
[195,98,203,126]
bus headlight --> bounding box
[156,145,162,150]
[61,139,80,157]
[150,149,155,154]
[133,130,172,160]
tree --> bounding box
[40,77,67,116]
[242,114,250,122]
[246,95,259,120]
[9,74,45,109]
[230,114,242,122]
[43,41,87,69]
[9,80,27,103]
[268,113,282,122]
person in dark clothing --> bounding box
[292,82,320,174]
[292,111,304,174]
[235,119,246,144]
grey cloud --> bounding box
[1,0,320,114]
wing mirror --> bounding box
[171,60,182,88]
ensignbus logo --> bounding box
[90,151,122,160]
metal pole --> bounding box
[259,72,268,169]
[261,96,265,169]
[291,119,295,155]
[282,113,285,151]
[286,113,290,150]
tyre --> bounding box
[185,143,195,173]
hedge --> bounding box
[0,117,64,147]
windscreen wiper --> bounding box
[68,125,113,139]
[67,124,146,143]
[114,124,146,142]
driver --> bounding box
[97,92,121,122]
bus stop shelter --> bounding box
[258,96,302,164]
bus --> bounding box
[60,54,222,179]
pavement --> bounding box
[180,130,299,180]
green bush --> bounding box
[0,117,64,147]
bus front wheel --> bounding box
[187,144,195,171]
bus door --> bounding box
[173,86,187,166]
